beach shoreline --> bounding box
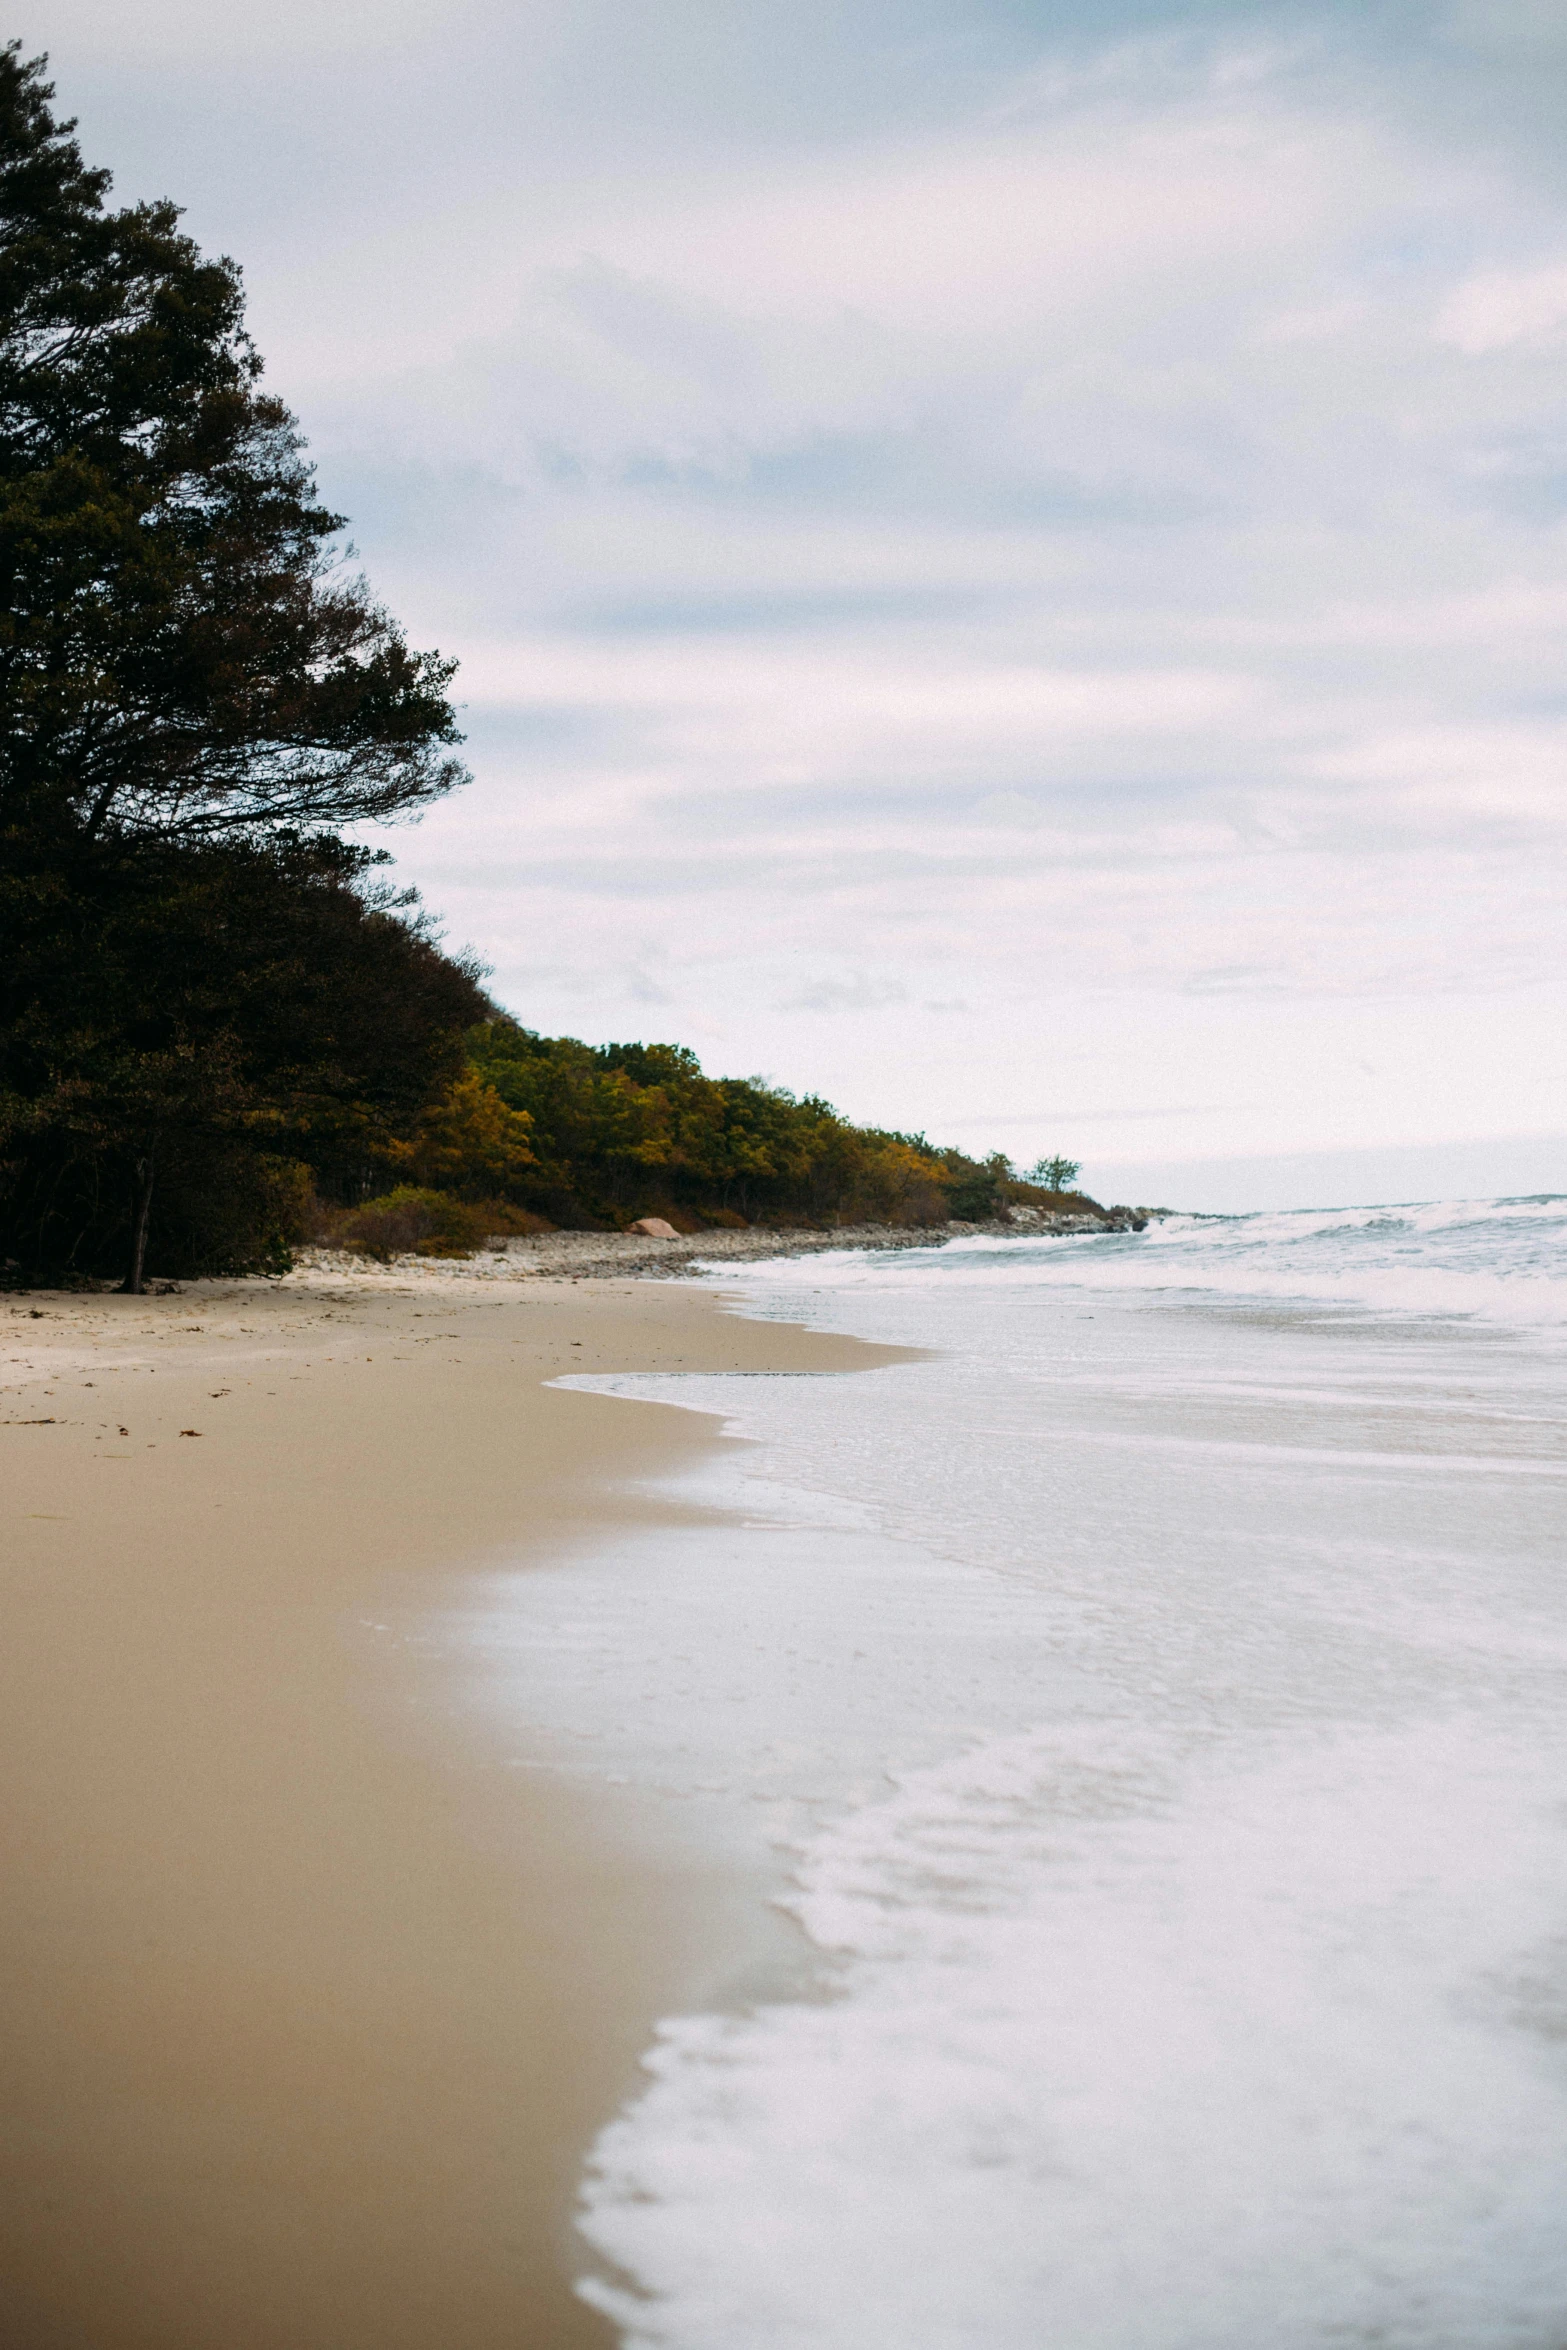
[0,1266,913,2350]
[288,1200,1152,1292]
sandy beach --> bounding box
[0,1264,907,2350]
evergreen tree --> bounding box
[0,43,467,850]
[0,49,479,1286]
[3,834,492,1288]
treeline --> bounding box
[316,1022,1066,1258]
[3,926,1075,1275]
[0,50,1082,1288]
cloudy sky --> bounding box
[29,0,1567,1204]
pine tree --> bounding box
[0,49,480,1288]
[0,42,467,849]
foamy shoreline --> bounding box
[557,1214,1567,2347]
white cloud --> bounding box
[1436,261,1567,353]
[31,0,1567,1183]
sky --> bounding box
[24,0,1567,1207]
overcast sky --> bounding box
[26,0,1567,1204]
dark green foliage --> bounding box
[0,44,468,852]
[436,1034,1084,1233]
[465,1022,980,1230]
[116,1148,312,1282]
[936,1149,1010,1222]
[1027,1154,1082,1191]
[0,831,491,1283]
[0,50,482,1285]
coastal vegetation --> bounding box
[0,48,1083,1286]
[314,1020,1083,1254]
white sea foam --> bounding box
[581,1717,1567,2349]
[732,1192,1567,1333]
[475,1196,1567,2346]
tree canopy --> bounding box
[459,1021,1011,1231]
[0,42,467,854]
[0,48,480,1286]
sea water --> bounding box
[474,1196,1567,2348]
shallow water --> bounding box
[476,1196,1567,2347]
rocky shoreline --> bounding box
[300,1204,1154,1286]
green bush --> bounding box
[331,1187,493,1262]
[323,1189,552,1261]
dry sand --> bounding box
[0,1265,909,2350]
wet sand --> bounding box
[0,1268,905,2350]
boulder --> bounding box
[629,1216,680,1239]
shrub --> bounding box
[940,1150,1009,1222]
[332,1187,488,1261]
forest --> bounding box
[0,46,1081,1288]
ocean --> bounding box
[469,1194,1567,2348]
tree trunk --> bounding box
[121,1151,156,1294]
